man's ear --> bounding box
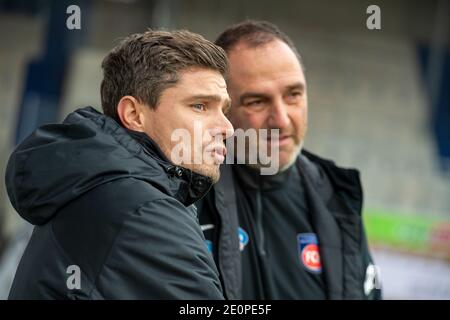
[117,96,148,131]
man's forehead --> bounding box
[227,65,305,95]
[227,41,304,85]
[179,68,226,85]
[172,68,228,96]
[229,40,299,65]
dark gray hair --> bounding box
[215,20,303,68]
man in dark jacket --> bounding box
[6,30,233,299]
[198,21,382,300]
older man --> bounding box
[198,21,381,300]
[6,30,233,299]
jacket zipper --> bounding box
[255,189,266,256]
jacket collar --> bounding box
[232,163,295,190]
[298,150,364,299]
[126,129,214,206]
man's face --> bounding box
[227,39,308,172]
[142,68,234,183]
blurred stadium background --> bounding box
[0,0,449,299]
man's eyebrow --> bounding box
[186,94,225,102]
[285,82,306,92]
[186,94,231,111]
[239,92,270,104]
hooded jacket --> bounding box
[5,107,224,299]
[198,151,382,300]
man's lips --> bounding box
[266,135,293,146]
[205,145,227,164]
[213,145,227,156]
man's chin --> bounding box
[185,163,221,184]
[279,145,303,172]
[248,144,302,174]
[199,167,221,184]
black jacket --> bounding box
[198,150,382,300]
[5,107,224,299]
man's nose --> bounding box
[212,111,234,140]
[267,99,290,129]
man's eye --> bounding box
[289,91,302,98]
[245,100,263,107]
[192,104,205,112]
[286,91,302,103]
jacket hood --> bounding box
[5,107,212,225]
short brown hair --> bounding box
[101,29,228,122]
[215,20,303,68]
